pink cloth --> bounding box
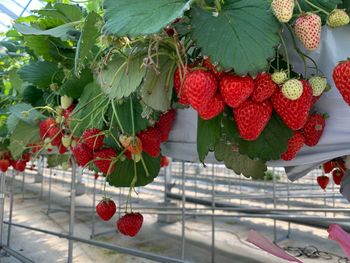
[247,230,303,263]
[328,224,350,258]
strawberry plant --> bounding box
[0,0,349,233]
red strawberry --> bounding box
[96,199,116,221]
[117,212,143,237]
[220,74,254,108]
[161,156,170,167]
[302,113,326,146]
[48,126,63,146]
[334,158,346,173]
[93,148,117,175]
[184,69,218,111]
[317,175,329,190]
[94,173,99,180]
[58,143,68,154]
[72,143,93,167]
[13,160,26,172]
[28,143,42,154]
[281,131,305,161]
[0,159,10,172]
[39,118,56,139]
[332,169,344,185]
[323,161,335,173]
[233,100,272,141]
[62,104,75,119]
[137,127,161,158]
[156,109,176,142]
[333,60,350,106]
[198,94,225,120]
[252,73,277,102]
[294,13,321,51]
[22,153,31,162]
[174,66,190,105]
[82,128,105,150]
[272,79,313,130]
[203,58,223,79]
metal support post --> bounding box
[181,161,185,261]
[21,171,25,200]
[91,177,97,239]
[68,161,77,263]
[287,178,291,238]
[0,172,6,247]
[47,168,52,214]
[273,169,277,243]
[7,170,15,247]
[211,164,215,263]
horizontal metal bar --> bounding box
[2,246,35,263]
[3,221,186,263]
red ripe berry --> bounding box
[184,69,218,111]
[252,73,277,102]
[323,161,335,173]
[271,79,313,130]
[311,95,322,107]
[93,148,117,175]
[21,153,31,162]
[160,156,170,167]
[62,104,75,119]
[302,113,326,146]
[281,131,305,161]
[317,175,329,190]
[39,118,56,139]
[198,94,225,120]
[13,160,26,172]
[94,172,99,180]
[96,199,116,221]
[117,212,143,237]
[72,143,93,167]
[155,109,176,142]
[333,60,350,106]
[137,127,161,158]
[202,58,223,79]
[48,126,63,146]
[28,143,42,154]
[82,128,105,150]
[334,158,346,173]
[233,100,272,141]
[0,159,10,172]
[174,66,190,105]
[220,74,254,108]
[58,144,68,154]
[332,169,344,185]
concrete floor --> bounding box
[0,168,347,263]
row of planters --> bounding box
[0,0,349,236]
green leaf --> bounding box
[190,1,280,75]
[197,115,221,163]
[238,114,293,161]
[141,55,175,111]
[103,0,192,37]
[298,0,342,23]
[339,0,350,12]
[99,53,146,100]
[7,103,45,133]
[70,83,108,137]
[59,68,93,99]
[18,61,64,88]
[110,96,150,135]
[9,121,40,159]
[23,86,45,107]
[8,69,25,95]
[75,12,103,77]
[35,3,83,23]
[14,22,79,41]
[107,153,161,187]
[221,113,240,143]
[214,140,267,179]
[47,154,70,168]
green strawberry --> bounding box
[61,95,73,110]
[327,9,350,28]
[309,76,328,96]
[61,135,72,148]
[282,79,303,100]
[271,71,288,85]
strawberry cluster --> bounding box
[0,151,32,173]
[175,59,328,161]
[317,158,347,190]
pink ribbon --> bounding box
[247,230,303,262]
[328,224,350,258]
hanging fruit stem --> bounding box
[278,32,290,79]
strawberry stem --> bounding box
[295,0,303,14]
[278,32,290,79]
[111,99,125,134]
[303,0,329,15]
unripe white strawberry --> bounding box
[55,106,63,116]
[272,71,288,85]
[282,79,303,100]
[55,115,62,124]
[327,9,350,28]
[309,76,328,96]
[71,138,78,148]
[61,136,72,148]
[271,0,295,23]
[294,13,321,51]
[60,95,73,110]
